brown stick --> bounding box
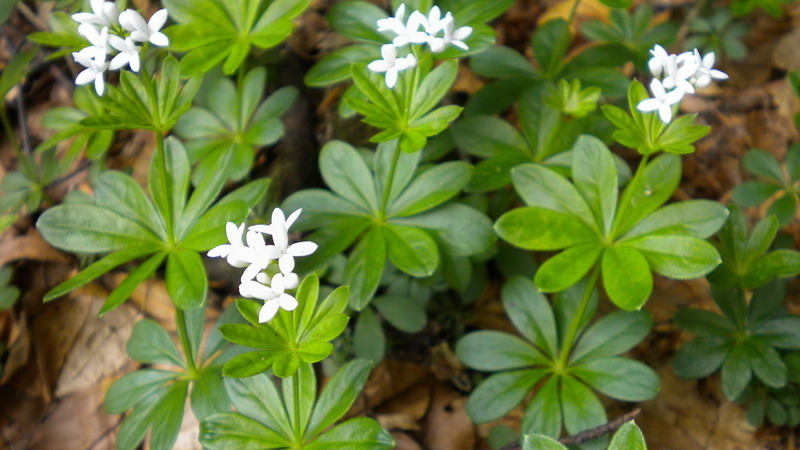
[499,407,642,450]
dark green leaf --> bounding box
[306,359,373,439]
[570,310,652,363]
[457,331,547,371]
[573,357,659,401]
[467,369,547,423]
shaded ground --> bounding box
[2,0,800,448]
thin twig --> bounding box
[16,2,48,31]
[499,408,642,450]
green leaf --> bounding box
[306,359,373,439]
[521,376,561,437]
[100,252,167,316]
[467,369,547,424]
[674,309,736,336]
[622,234,721,279]
[200,413,292,449]
[127,319,183,366]
[456,331,548,371]
[570,310,652,363]
[345,227,386,310]
[373,294,426,333]
[394,203,495,256]
[722,343,751,400]
[602,246,652,311]
[532,19,570,77]
[608,422,647,450]
[224,374,292,438]
[560,376,606,435]
[305,45,379,86]
[495,206,599,251]
[94,171,164,239]
[383,224,439,277]
[166,249,207,309]
[522,434,566,450]
[743,148,784,181]
[572,135,618,235]
[388,162,473,217]
[622,200,729,240]
[320,141,379,212]
[745,339,787,388]
[572,357,659,401]
[0,48,35,99]
[191,368,229,420]
[283,363,316,437]
[613,153,681,237]
[326,1,389,43]
[732,181,782,207]
[410,60,459,120]
[511,163,596,230]
[149,381,189,450]
[37,204,160,254]
[502,277,558,357]
[305,417,394,449]
[674,336,732,379]
[148,137,190,236]
[535,243,603,293]
[105,369,179,414]
[115,389,163,450]
[353,308,385,362]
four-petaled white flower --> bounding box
[691,49,729,88]
[207,222,255,268]
[647,44,671,78]
[108,35,141,72]
[249,208,318,278]
[637,78,683,123]
[77,24,112,58]
[71,0,119,27]
[440,13,472,51]
[73,48,109,96]
[377,4,427,47]
[119,9,170,47]
[367,44,417,88]
[661,53,697,94]
[239,273,299,323]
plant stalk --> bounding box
[175,307,197,374]
[557,264,601,366]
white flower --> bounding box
[249,208,318,277]
[420,6,447,36]
[119,9,170,47]
[367,44,417,88]
[377,4,428,47]
[73,48,109,96]
[207,222,257,269]
[71,0,119,27]
[417,8,471,53]
[77,24,112,58]
[647,44,671,78]
[239,273,299,323]
[637,78,683,123]
[441,13,471,51]
[108,35,140,72]
[691,49,729,88]
[661,53,697,94]
[238,230,281,282]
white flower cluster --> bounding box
[637,45,729,123]
[71,0,170,96]
[208,208,318,323]
[368,4,472,88]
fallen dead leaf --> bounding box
[422,382,475,450]
[0,229,68,267]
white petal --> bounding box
[246,230,265,250]
[240,280,275,300]
[259,300,280,323]
[272,227,288,250]
[227,255,251,268]
[94,72,104,95]
[120,9,147,32]
[636,98,660,113]
[664,88,684,104]
[694,74,711,88]
[128,51,140,72]
[256,272,270,284]
[148,9,169,31]
[76,68,95,85]
[658,104,672,123]
[453,26,472,40]
[392,35,409,47]
[271,272,286,293]
[287,241,317,257]
[109,52,129,70]
[249,224,273,235]
[380,44,397,62]
[395,4,405,21]
[367,60,391,73]
[278,293,298,311]
[149,32,170,47]
[429,6,441,25]
[241,263,262,282]
[710,69,728,80]
[71,13,97,24]
[428,37,445,53]
[271,207,286,227]
[408,30,429,44]
[207,244,231,258]
[90,0,105,15]
[649,78,666,98]
[278,254,295,275]
[282,272,299,289]
[72,50,95,67]
[648,57,663,78]
[107,34,127,51]
[130,30,149,42]
[285,209,302,229]
[101,2,119,24]
[385,67,398,88]
[452,40,469,50]
[78,23,100,42]
[703,52,716,70]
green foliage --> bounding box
[674,281,800,401]
[220,274,350,378]
[602,81,710,156]
[283,140,494,311]
[106,306,241,450]
[27,12,85,60]
[522,421,647,449]
[732,147,799,226]
[582,6,678,68]
[707,206,800,289]
[164,0,311,76]
[454,83,619,192]
[546,79,601,119]
[36,86,113,164]
[201,359,393,449]
[0,148,66,232]
[0,48,35,102]
[348,59,462,153]
[495,135,726,310]
[305,0,506,87]
[457,277,658,439]
[742,381,800,427]
[175,68,296,183]
[686,9,748,60]
[37,138,269,312]
[731,0,792,16]
[79,56,201,133]
[0,266,20,311]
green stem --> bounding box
[567,0,582,23]
[557,264,601,366]
[379,141,402,218]
[292,371,302,443]
[175,308,197,374]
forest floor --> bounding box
[2,0,800,448]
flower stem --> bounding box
[175,307,197,374]
[379,140,402,218]
[557,264,601,366]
